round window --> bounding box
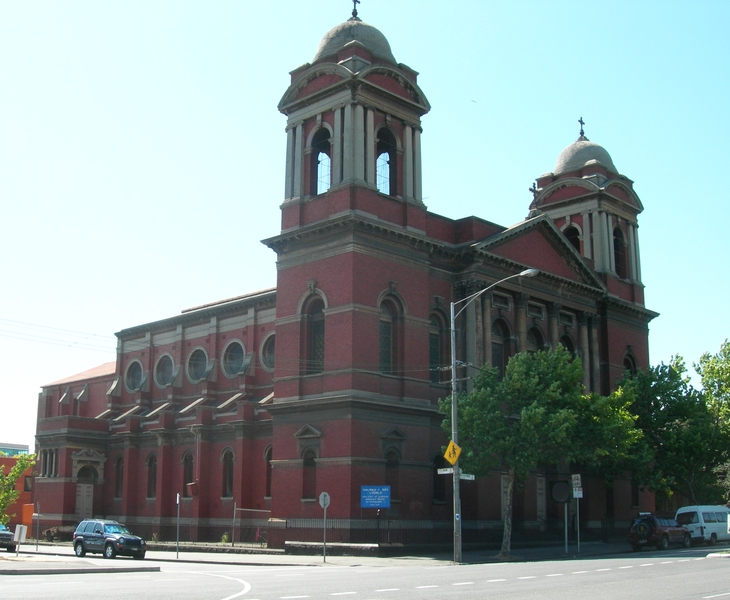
[223,341,245,377]
[125,361,143,391]
[188,349,208,382]
[155,355,174,387]
[261,335,275,371]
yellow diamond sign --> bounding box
[444,440,462,466]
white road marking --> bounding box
[546,573,564,577]
[453,582,474,585]
[203,572,252,600]
[640,563,654,567]
[375,589,400,592]
[519,576,537,579]
[596,568,611,571]
[704,594,730,599]
[416,585,438,588]
[331,593,357,596]
[487,578,507,582]
[572,570,588,574]
[619,566,634,569]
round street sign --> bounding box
[319,491,330,509]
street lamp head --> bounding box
[519,268,539,278]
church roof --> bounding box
[313,17,396,65]
[554,135,617,175]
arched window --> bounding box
[433,454,449,502]
[146,454,157,499]
[492,319,511,378]
[526,327,545,353]
[376,128,397,195]
[564,225,581,252]
[623,353,638,376]
[613,226,628,279]
[114,456,124,499]
[222,449,234,498]
[182,452,194,497]
[385,450,400,501]
[304,298,325,375]
[261,335,275,371]
[265,447,273,498]
[310,128,331,195]
[560,334,576,357]
[379,298,402,375]
[302,450,316,499]
[429,314,447,384]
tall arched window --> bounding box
[526,327,545,353]
[376,128,397,195]
[492,319,511,378]
[305,298,325,375]
[379,298,402,375]
[310,128,331,195]
[623,353,638,375]
[146,454,157,499]
[222,449,234,498]
[613,226,628,279]
[429,314,447,384]
[560,334,576,357]
[564,225,581,252]
[114,456,124,499]
[265,447,273,498]
[385,450,400,501]
[182,452,194,497]
[302,450,316,499]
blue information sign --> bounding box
[360,485,391,508]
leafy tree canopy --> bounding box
[0,453,35,525]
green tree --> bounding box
[443,347,611,558]
[622,357,728,504]
[0,453,35,525]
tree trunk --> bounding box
[498,467,515,559]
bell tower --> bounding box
[277,13,431,230]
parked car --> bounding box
[72,519,146,559]
[629,512,691,551]
[675,505,730,545]
[0,523,16,552]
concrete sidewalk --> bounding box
[0,540,636,575]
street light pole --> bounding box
[450,268,538,564]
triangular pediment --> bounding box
[294,424,322,439]
[380,427,407,441]
[474,215,604,289]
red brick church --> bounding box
[34,10,656,547]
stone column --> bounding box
[474,295,484,368]
[578,312,590,390]
[607,215,616,273]
[365,108,375,186]
[354,104,365,182]
[582,211,592,260]
[293,121,304,199]
[548,303,561,349]
[404,123,413,201]
[414,128,423,203]
[592,211,604,270]
[634,225,643,282]
[342,104,353,181]
[284,126,294,199]
[483,293,493,367]
[332,107,343,186]
[516,293,528,352]
[590,314,601,393]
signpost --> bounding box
[319,491,330,563]
[572,474,582,553]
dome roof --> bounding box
[313,18,396,65]
[554,136,617,175]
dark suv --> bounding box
[629,512,691,551]
[0,523,16,552]
[72,519,146,559]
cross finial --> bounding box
[578,116,585,138]
[352,0,360,19]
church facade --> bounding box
[34,12,656,547]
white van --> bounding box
[675,505,730,545]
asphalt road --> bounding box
[2,546,728,600]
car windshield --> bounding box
[104,524,130,534]
[0,524,8,532]
[676,512,698,525]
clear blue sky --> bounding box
[2,0,728,450]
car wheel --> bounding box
[658,535,669,551]
[709,533,718,546]
[7,545,16,553]
[103,543,117,559]
[631,544,642,552]
[133,552,146,560]
[74,542,86,557]
[683,534,691,548]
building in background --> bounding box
[34,10,656,546]
[0,443,30,457]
